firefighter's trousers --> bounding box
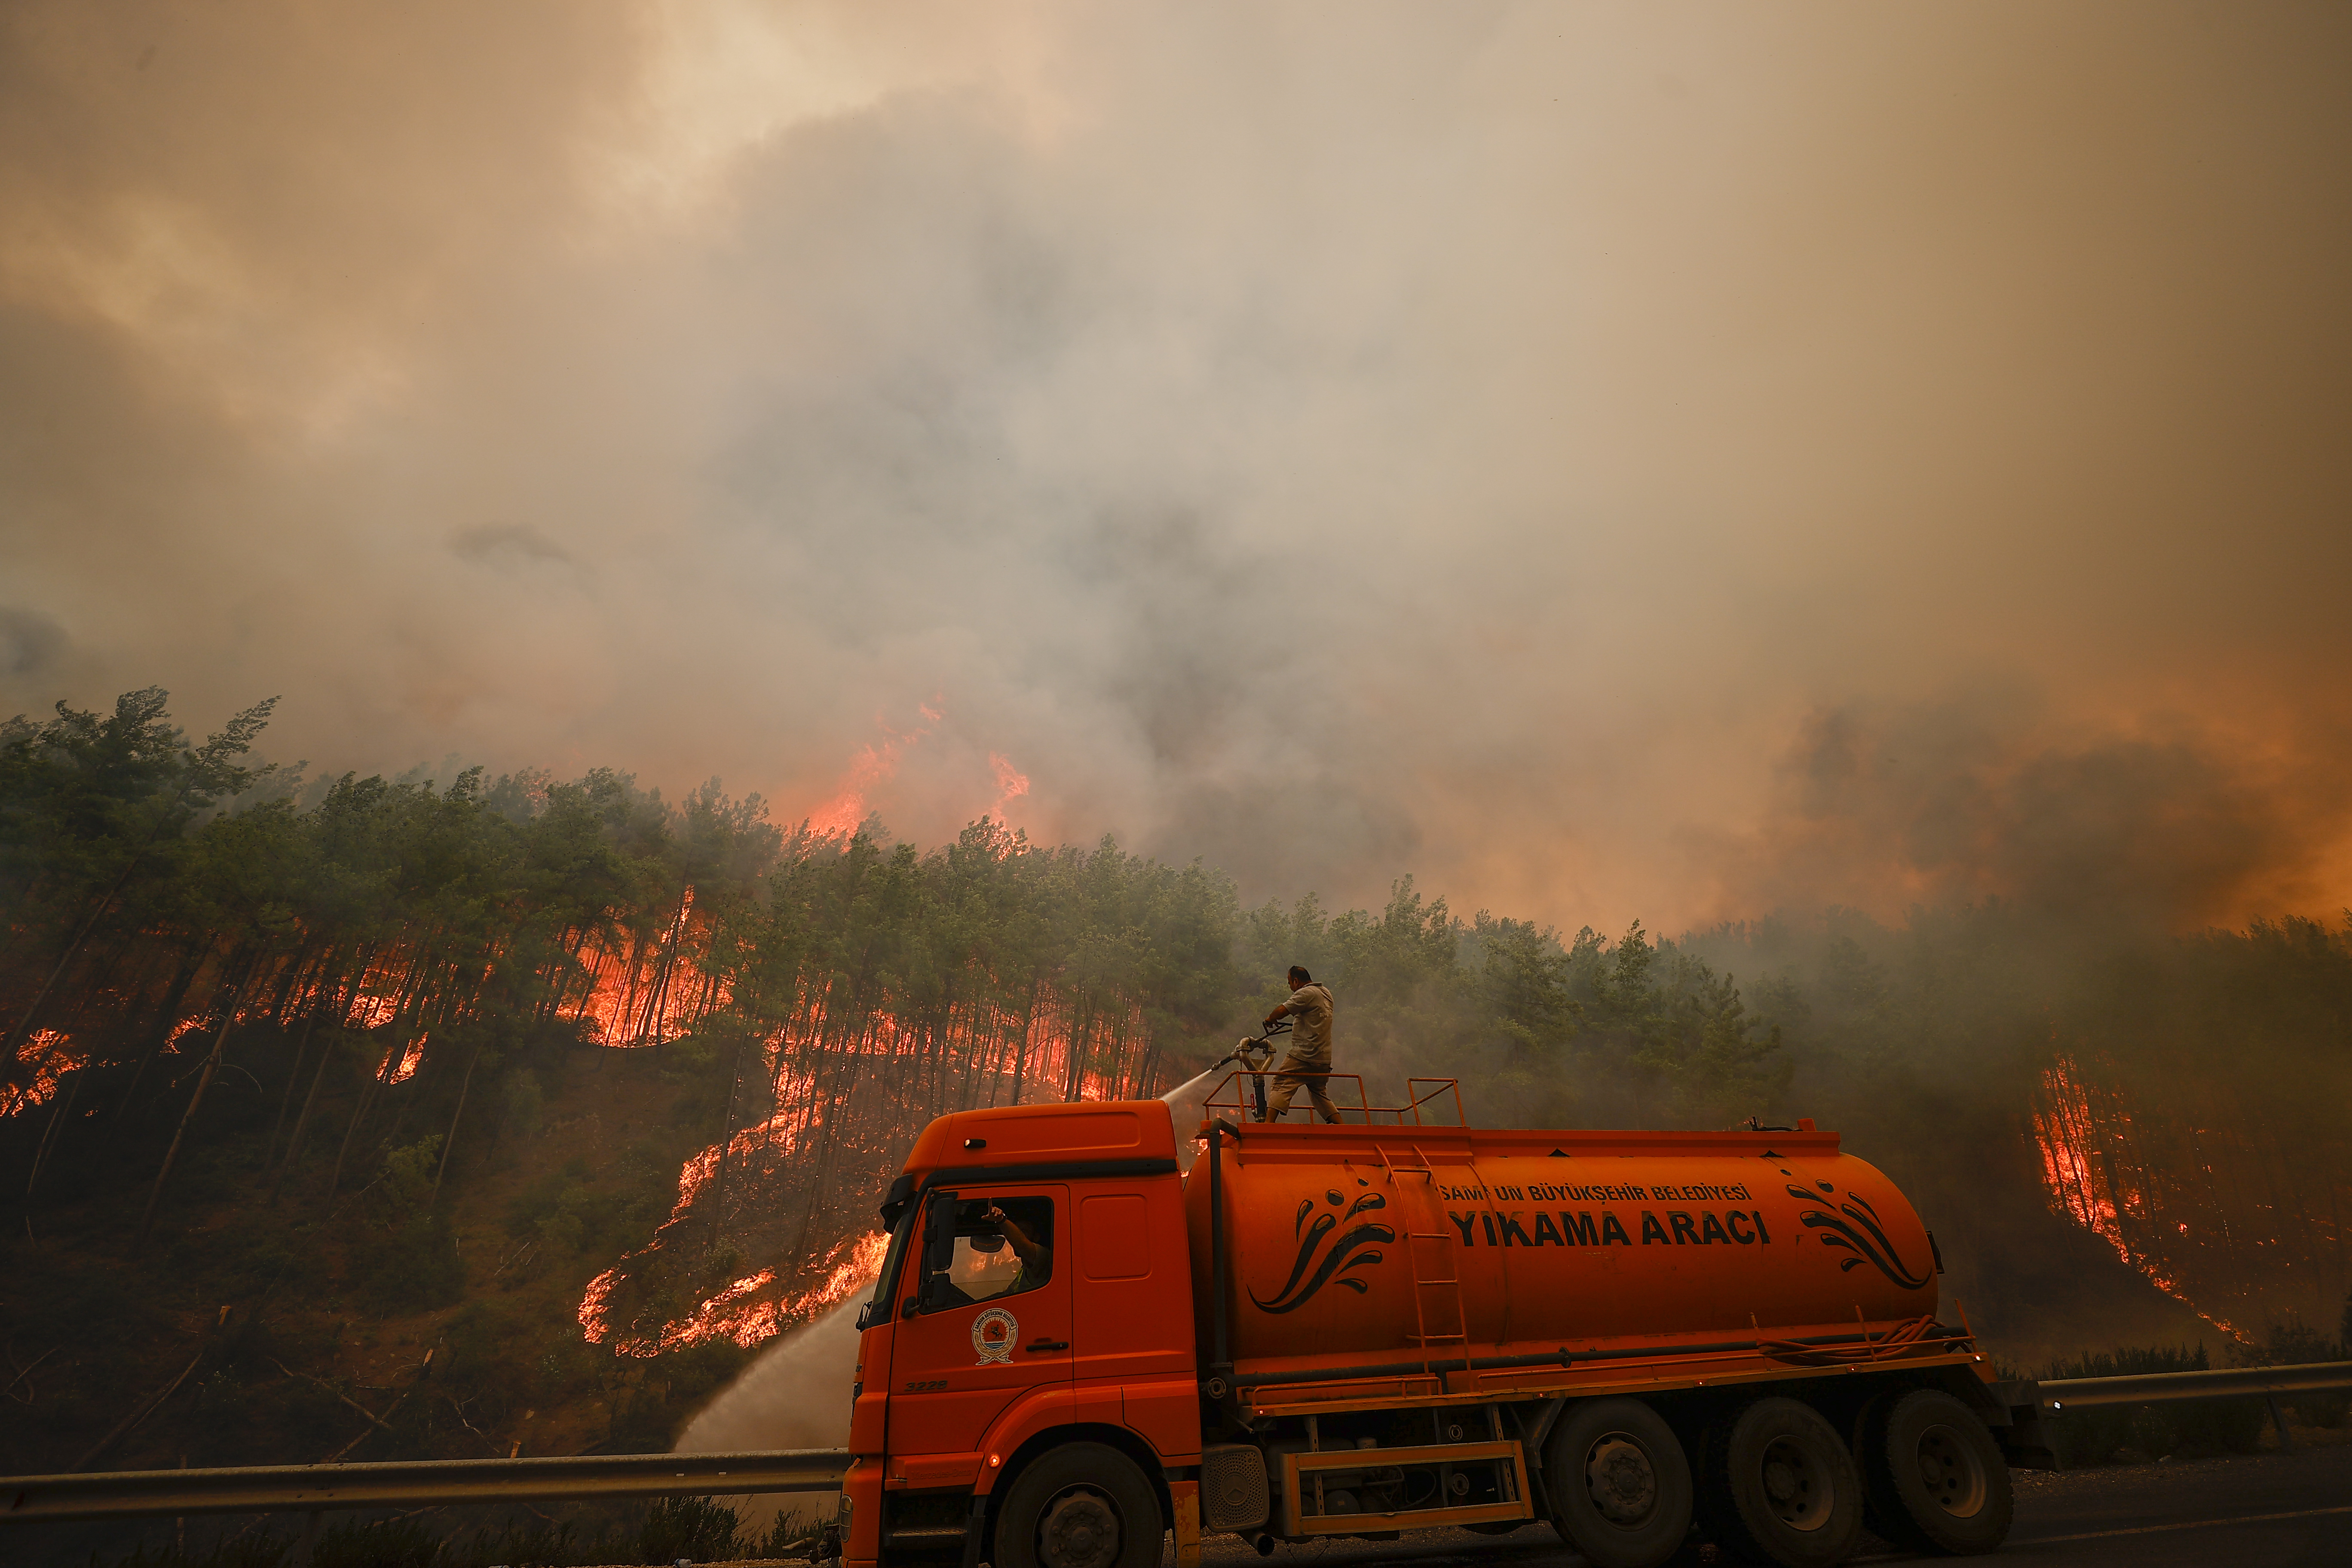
[1265,1054,1341,1124]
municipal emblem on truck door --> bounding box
[1251,1190,1393,1314]
[972,1307,1018,1364]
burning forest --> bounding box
[5,12,2352,1564]
[2,687,2350,1479]
[0,689,1264,1472]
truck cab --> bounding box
[842,1102,1200,1568]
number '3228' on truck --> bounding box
[832,1087,2043,1568]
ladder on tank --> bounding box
[1380,1142,1470,1380]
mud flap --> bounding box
[1170,1477,1202,1568]
[959,1494,988,1568]
[1986,1378,2060,1470]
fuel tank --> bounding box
[1184,1119,1941,1382]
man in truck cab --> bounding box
[935,1198,1053,1305]
[1260,965,1341,1123]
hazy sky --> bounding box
[6,2,2349,933]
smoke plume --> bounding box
[1708,692,2352,931]
[6,3,2351,931]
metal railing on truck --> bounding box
[6,1362,2349,1526]
[1201,1070,1464,1126]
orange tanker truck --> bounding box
[834,1079,2045,1568]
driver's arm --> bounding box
[1263,1001,1293,1026]
[987,1207,1047,1272]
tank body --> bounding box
[1185,1122,1939,1381]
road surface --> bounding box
[1190,1441,2352,1567]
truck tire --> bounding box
[1542,1396,1694,1568]
[1700,1398,1862,1568]
[992,1442,1163,1568]
[1862,1390,2012,1555]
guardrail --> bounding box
[1,1448,850,1526]
[1994,1359,2352,1455]
[2031,1359,2352,1410]
[9,1362,2351,1527]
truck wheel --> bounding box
[1542,1397,1694,1568]
[993,1442,1163,1568]
[1864,1390,2012,1555]
[1700,1398,1862,1568]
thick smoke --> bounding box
[5,3,2352,932]
[1706,692,2352,931]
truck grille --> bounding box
[1202,1444,1271,1531]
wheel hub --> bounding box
[1039,1489,1121,1568]
[1760,1436,1829,1531]
[1585,1435,1659,1526]
[1914,1423,1989,1517]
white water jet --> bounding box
[674,1293,869,1535]
[1161,1063,1240,1171]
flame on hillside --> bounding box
[2030,1055,2245,1339]
[581,1078,818,1354]
[144,818,1173,1362]
[348,990,402,1029]
[250,886,738,1066]
[989,752,1030,823]
[653,1231,892,1355]
[1,1030,85,1118]
[585,1232,889,1359]
[384,1035,426,1085]
[808,706,943,838]
[559,888,727,1047]
[574,974,1154,1360]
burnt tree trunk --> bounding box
[112,939,215,1117]
[266,1027,339,1207]
[135,958,261,1253]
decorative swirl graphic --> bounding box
[1252,1191,1392,1314]
[1786,1183,1929,1289]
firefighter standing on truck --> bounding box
[1262,965,1340,1123]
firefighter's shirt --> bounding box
[1283,982,1335,1066]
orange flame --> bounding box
[2030,1056,2244,1340]
[807,706,944,838]
[576,1077,817,1353]
[588,1231,890,1358]
[649,1231,894,1355]
[384,1035,426,1085]
[347,990,402,1029]
[0,1030,85,1118]
[579,1267,620,1343]
[988,752,1030,823]
[558,888,730,1047]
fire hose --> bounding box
[1208,1019,1292,1121]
